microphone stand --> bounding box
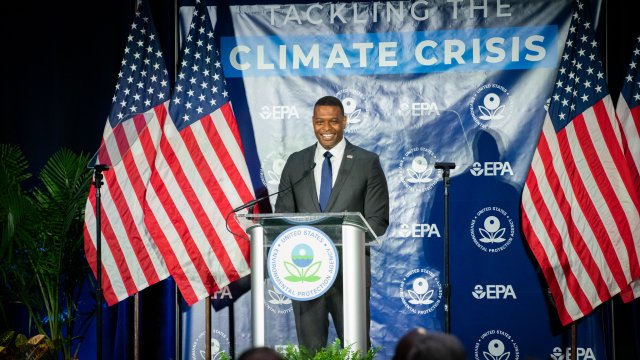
[435,162,455,334]
[91,164,109,360]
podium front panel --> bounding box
[237,212,376,353]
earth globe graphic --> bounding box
[412,157,428,173]
[291,243,314,268]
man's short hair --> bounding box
[314,96,344,116]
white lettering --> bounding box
[330,3,347,24]
[525,35,546,61]
[211,286,233,299]
[485,37,506,63]
[470,0,489,18]
[496,0,511,17]
[283,5,302,25]
[230,45,250,70]
[444,39,466,64]
[257,46,275,70]
[379,42,398,66]
[305,4,323,25]
[353,3,367,24]
[415,40,438,65]
[447,0,464,19]
[292,44,319,69]
[353,42,374,67]
[326,43,351,68]
[410,1,430,21]
[411,102,441,116]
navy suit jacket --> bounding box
[274,140,390,285]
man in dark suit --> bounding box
[275,95,390,353]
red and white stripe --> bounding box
[144,103,254,305]
[616,90,640,189]
[616,79,640,302]
[521,96,640,326]
[84,104,170,305]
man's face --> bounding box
[313,105,347,150]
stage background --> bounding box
[1,1,638,359]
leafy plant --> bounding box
[0,144,93,359]
[281,340,380,360]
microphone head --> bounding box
[434,162,456,170]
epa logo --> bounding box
[472,284,517,300]
[399,268,442,315]
[398,223,441,238]
[259,105,299,120]
[470,162,514,176]
[470,206,515,253]
[398,146,440,193]
[265,280,292,315]
[474,329,519,360]
[399,102,441,117]
[259,151,289,192]
[335,88,368,133]
[268,226,339,301]
[191,329,230,360]
[549,347,596,360]
[469,83,511,128]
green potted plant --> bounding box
[280,340,380,360]
[0,143,93,359]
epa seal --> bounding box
[474,329,519,360]
[264,279,292,315]
[399,268,442,314]
[335,88,367,134]
[191,329,230,360]
[469,83,511,128]
[259,151,289,190]
[398,147,440,192]
[268,226,339,301]
[470,206,515,253]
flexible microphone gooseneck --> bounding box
[231,162,317,214]
[225,162,316,239]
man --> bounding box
[275,95,390,352]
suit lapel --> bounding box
[326,141,355,211]
[302,147,322,212]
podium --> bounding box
[236,212,380,354]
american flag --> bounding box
[143,0,255,305]
[84,0,171,305]
[520,0,640,326]
[616,34,640,302]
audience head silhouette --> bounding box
[392,327,466,360]
[238,346,284,360]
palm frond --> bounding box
[1,144,93,359]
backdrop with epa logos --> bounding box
[181,1,614,359]
[2,0,637,359]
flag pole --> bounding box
[570,322,577,360]
[134,294,140,360]
[172,1,182,359]
[92,164,109,360]
[206,297,212,360]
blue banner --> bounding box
[181,1,610,359]
[222,26,558,77]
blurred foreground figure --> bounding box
[392,327,466,360]
[238,346,284,360]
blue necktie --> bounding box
[319,151,333,211]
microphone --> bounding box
[231,162,317,213]
[434,162,456,170]
[435,162,456,180]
